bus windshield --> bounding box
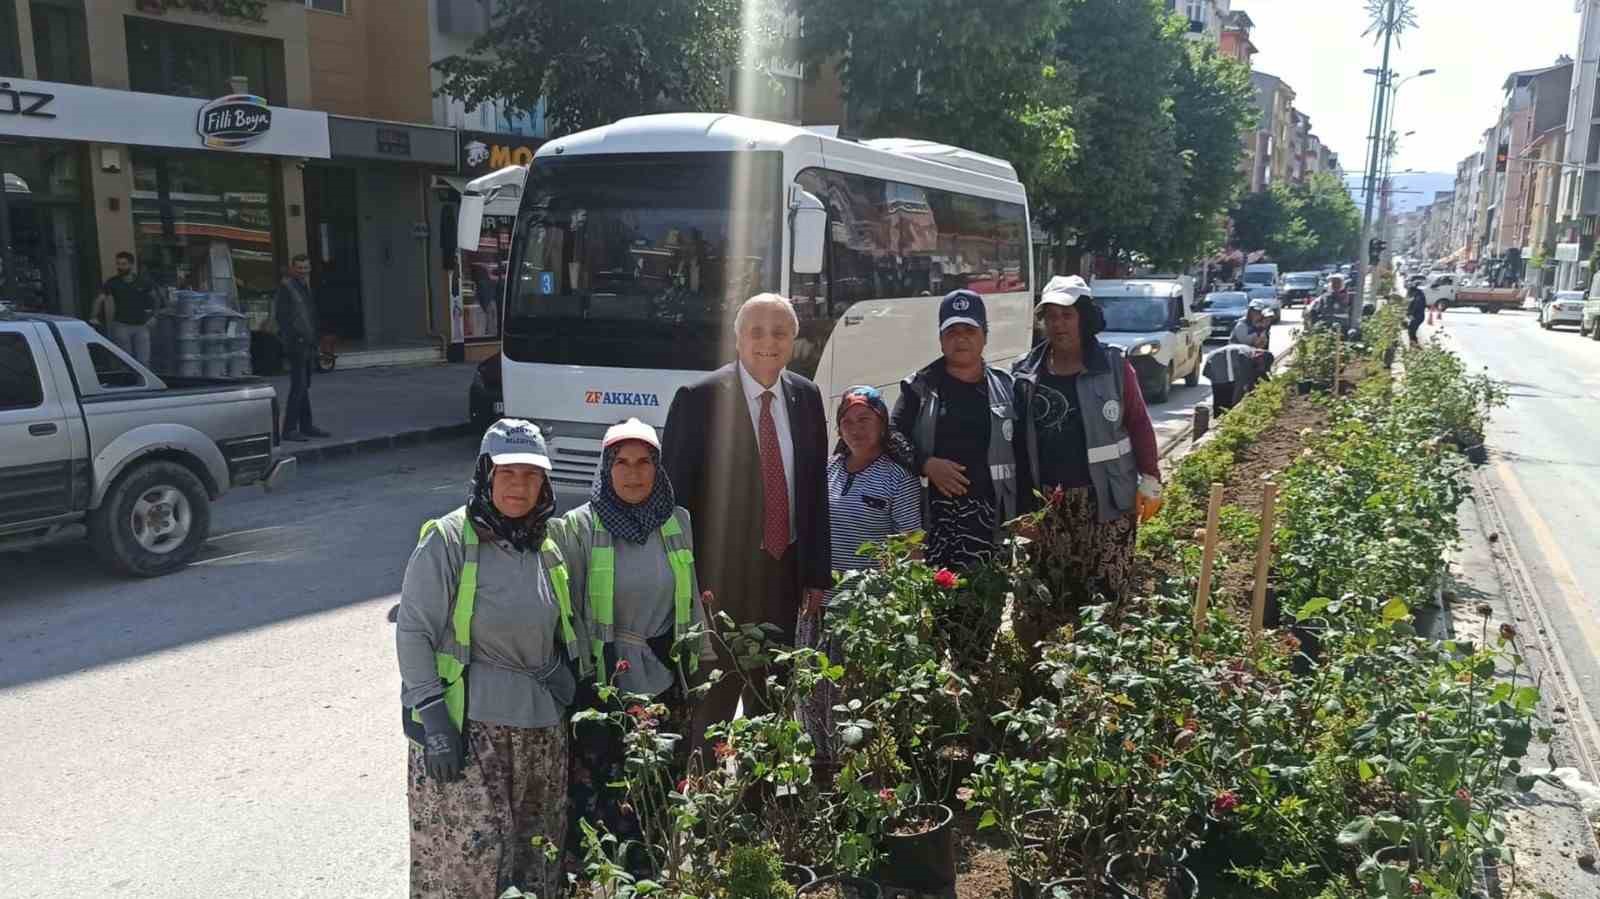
[503,152,784,371]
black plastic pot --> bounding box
[1104,854,1199,899]
[1289,622,1324,676]
[1011,874,1102,899]
[1296,379,1316,396]
[930,732,992,801]
[1375,845,1415,870]
[1020,809,1091,851]
[879,802,956,890]
[796,874,882,899]
[783,863,818,888]
[1464,443,1489,465]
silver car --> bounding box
[1541,290,1586,330]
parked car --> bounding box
[1281,271,1321,306]
[1091,279,1212,403]
[1419,274,1521,314]
[1584,274,1600,340]
[1202,291,1251,341]
[0,313,293,575]
[1542,291,1587,331]
[468,351,504,434]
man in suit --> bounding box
[662,293,831,753]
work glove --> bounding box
[414,697,465,783]
[1135,475,1164,524]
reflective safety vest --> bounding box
[585,508,699,681]
[408,509,581,735]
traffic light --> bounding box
[1368,238,1386,265]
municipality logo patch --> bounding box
[952,296,971,311]
[1102,399,1122,422]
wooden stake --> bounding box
[1332,338,1342,396]
[1192,483,1225,636]
[1249,482,1279,640]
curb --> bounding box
[279,422,476,465]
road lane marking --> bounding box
[1486,461,1600,777]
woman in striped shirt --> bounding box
[797,385,923,758]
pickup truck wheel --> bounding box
[90,460,211,577]
[1148,364,1173,404]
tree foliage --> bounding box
[1230,173,1360,270]
[433,0,769,137]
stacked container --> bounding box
[149,291,252,379]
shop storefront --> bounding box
[442,129,544,361]
[0,77,328,327]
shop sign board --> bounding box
[460,130,544,177]
[1557,242,1581,263]
[0,79,329,158]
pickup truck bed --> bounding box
[2,313,290,575]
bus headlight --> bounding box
[1130,342,1161,357]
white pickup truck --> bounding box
[1,313,294,575]
[1418,273,1521,314]
[1090,279,1213,403]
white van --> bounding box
[1242,263,1280,290]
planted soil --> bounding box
[890,811,943,837]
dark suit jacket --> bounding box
[662,363,831,636]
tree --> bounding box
[434,0,770,137]
[1145,43,1258,268]
[1293,171,1362,264]
[794,0,1076,178]
[1229,174,1360,270]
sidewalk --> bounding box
[269,363,479,463]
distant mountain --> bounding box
[1345,171,1458,215]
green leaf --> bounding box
[1379,865,1406,898]
[1337,815,1374,847]
[1381,597,1410,624]
[1297,596,1331,619]
[1514,686,1541,714]
[1358,759,1375,781]
[978,809,997,830]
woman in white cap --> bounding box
[396,418,585,899]
[1011,277,1162,644]
[547,417,714,874]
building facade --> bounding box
[1251,71,1295,191]
[1556,0,1600,290]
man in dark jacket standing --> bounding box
[661,293,830,755]
[275,254,329,441]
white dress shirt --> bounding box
[738,361,797,543]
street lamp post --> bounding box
[1356,58,1434,325]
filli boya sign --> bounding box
[197,94,273,149]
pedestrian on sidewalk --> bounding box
[1407,285,1427,346]
[1011,276,1162,653]
[396,420,585,899]
[275,254,329,441]
[546,417,715,875]
[890,289,1022,668]
[660,293,831,760]
[800,385,922,758]
[92,251,159,365]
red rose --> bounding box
[1211,790,1240,815]
[1409,878,1424,896]
[1499,622,1516,641]
[1455,787,1471,803]
[933,569,959,589]
[676,778,690,794]
[713,741,734,760]
[878,788,897,804]
[614,659,631,675]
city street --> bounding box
[0,319,1292,896]
[1436,308,1600,774]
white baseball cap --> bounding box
[1037,275,1094,309]
[602,417,661,452]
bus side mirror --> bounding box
[457,194,486,252]
[791,188,826,276]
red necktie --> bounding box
[758,390,790,559]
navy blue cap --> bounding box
[939,289,988,334]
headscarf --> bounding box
[591,440,676,545]
[833,385,917,473]
[466,453,555,552]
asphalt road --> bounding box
[1434,307,1600,767]
[1147,306,1302,449]
[0,317,1297,897]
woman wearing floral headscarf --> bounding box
[396,419,584,899]
[547,417,714,872]
[798,386,924,758]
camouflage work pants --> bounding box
[408,720,569,899]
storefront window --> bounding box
[0,141,88,316]
[460,214,511,340]
[31,0,91,85]
[131,150,282,330]
[0,3,22,77]
[126,18,286,105]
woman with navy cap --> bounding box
[1011,276,1162,644]
[890,289,1024,665]
[798,386,923,756]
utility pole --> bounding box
[1354,0,1411,330]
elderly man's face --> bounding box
[736,302,795,387]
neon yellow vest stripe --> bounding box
[588,510,698,682]
[410,510,579,734]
